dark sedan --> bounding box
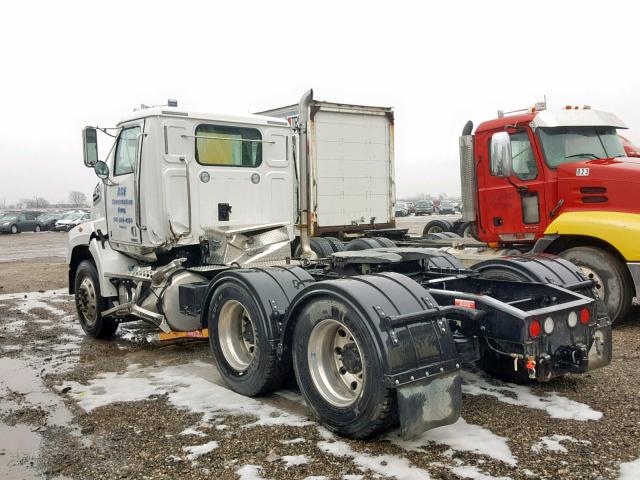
[414,200,434,216]
[36,213,64,231]
[0,212,43,233]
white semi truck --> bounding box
[69,90,612,440]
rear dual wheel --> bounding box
[292,297,397,438]
[208,281,289,396]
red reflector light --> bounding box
[580,308,590,324]
[529,319,541,338]
[454,299,476,309]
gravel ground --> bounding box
[1,228,639,480]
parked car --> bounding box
[414,200,434,215]
[406,202,416,214]
[53,212,90,232]
[0,212,43,233]
[439,200,456,215]
[37,212,64,231]
[394,202,409,217]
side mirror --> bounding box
[83,127,99,167]
[94,160,110,179]
[490,131,513,177]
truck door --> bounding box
[192,123,293,231]
[482,129,547,242]
[105,121,144,244]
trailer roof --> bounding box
[117,106,290,128]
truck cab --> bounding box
[84,106,295,264]
[460,105,640,322]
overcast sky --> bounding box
[1,0,639,205]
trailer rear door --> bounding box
[311,107,394,232]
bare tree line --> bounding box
[0,191,89,210]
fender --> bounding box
[544,211,640,261]
[282,272,461,386]
[68,219,140,297]
[199,266,314,338]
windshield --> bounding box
[538,126,626,167]
[416,201,431,206]
[1,216,17,222]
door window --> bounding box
[510,132,537,181]
[195,124,262,167]
[114,126,141,176]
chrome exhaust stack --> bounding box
[297,89,317,260]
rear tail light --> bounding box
[580,308,590,325]
[529,319,541,338]
[567,311,578,328]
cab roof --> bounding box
[116,106,290,128]
[476,109,627,133]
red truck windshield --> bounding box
[538,126,626,167]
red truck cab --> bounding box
[459,105,640,322]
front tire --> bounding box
[208,281,288,396]
[74,260,118,338]
[34,225,41,232]
[292,297,397,438]
[559,246,632,323]
[10,225,18,234]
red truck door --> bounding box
[479,128,548,243]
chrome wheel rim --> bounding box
[11,225,17,234]
[77,277,98,327]
[428,225,443,234]
[579,266,605,300]
[307,319,364,407]
[218,300,256,371]
[35,225,40,232]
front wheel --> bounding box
[559,246,633,323]
[34,225,41,232]
[208,281,288,396]
[74,260,118,338]
[292,297,397,438]
[10,225,18,234]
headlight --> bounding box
[543,316,554,334]
[1,222,9,226]
[567,311,578,328]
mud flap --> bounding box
[587,325,612,371]
[397,372,462,440]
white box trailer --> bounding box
[257,100,396,237]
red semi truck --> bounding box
[455,104,640,323]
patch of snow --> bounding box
[389,418,516,466]
[522,469,535,477]
[276,389,306,404]
[182,440,219,460]
[281,437,306,445]
[531,434,588,454]
[236,464,267,480]
[282,454,308,467]
[2,319,26,332]
[451,465,512,480]
[461,370,602,421]
[619,458,640,480]
[304,476,329,480]
[180,427,206,437]
[61,361,311,429]
[318,433,431,480]
[215,424,228,431]
[342,475,364,480]
[2,345,22,352]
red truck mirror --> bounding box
[490,131,513,177]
